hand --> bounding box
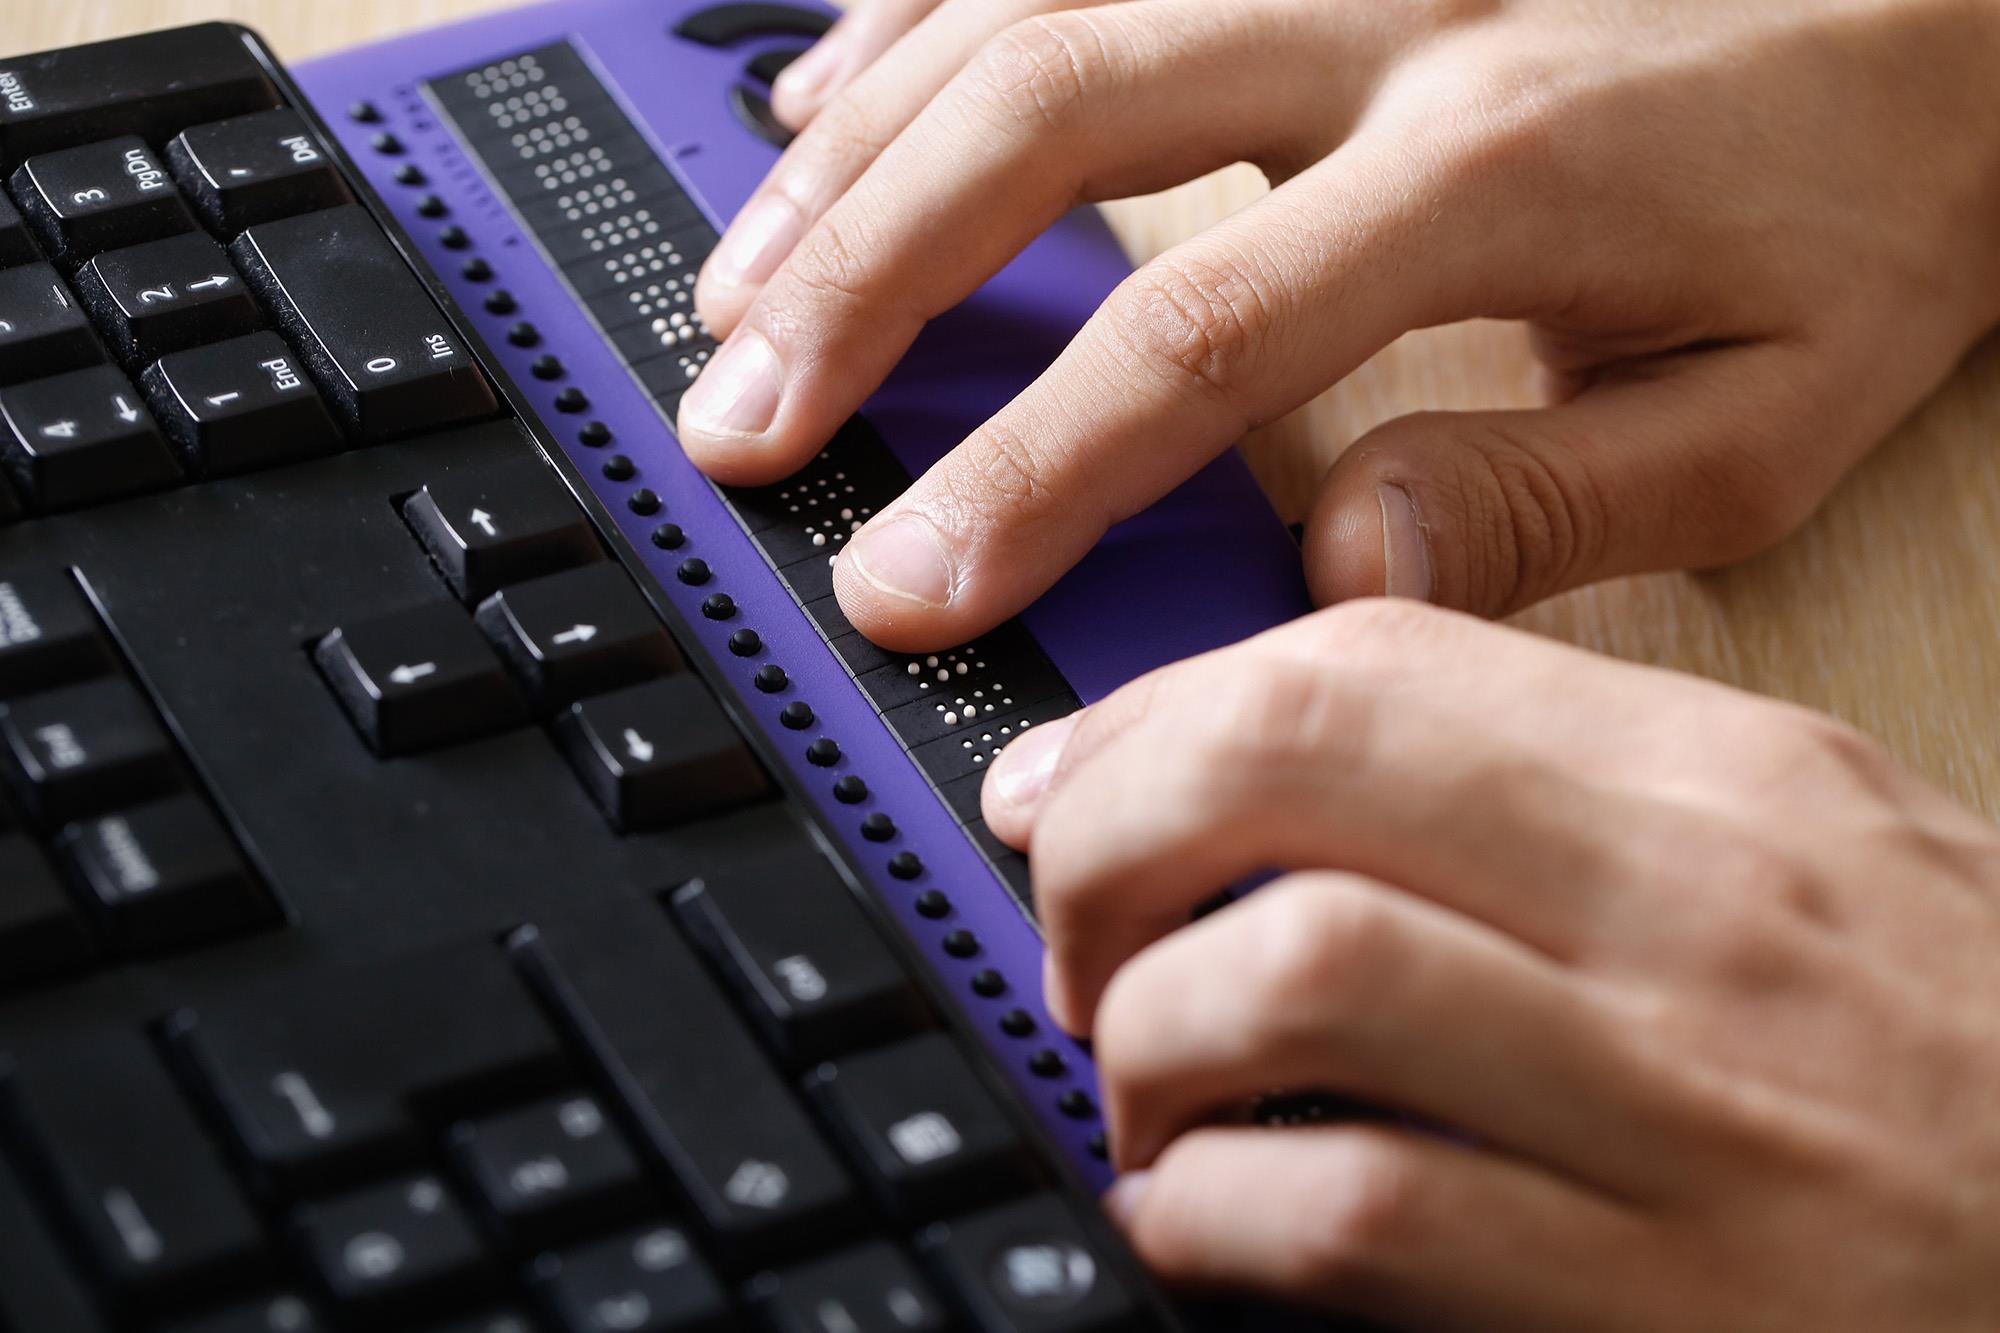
[676,0,2000,651]
[973,599,2000,1328]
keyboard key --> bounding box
[554,676,769,831]
[748,1241,950,1333]
[74,231,261,365]
[512,908,861,1258]
[156,1292,330,1333]
[0,676,180,825]
[807,1034,1032,1219]
[167,108,354,234]
[169,939,572,1194]
[57,792,267,955]
[0,190,37,266]
[425,1311,537,1333]
[2,1034,268,1308]
[448,1093,650,1247]
[142,331,342,475]
[0,363,181,510]
[921,1195,1142,1333]
[0,568,115,698]
[231,206,497,438]
[0,1137,110,1333]
[0,833,94,988]
[314,602,527,756]
[475,562,683,709]
[0,25,280,168]
[8,135,195,263]
[295,1172,494,1318]
[671,839,924,1063]
[402,455,604,603]
[531,1224,731,1333]
[0,262,103,385]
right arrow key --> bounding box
[314,601,527,757]
[474,562,683,711]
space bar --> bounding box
[230,205,496,441]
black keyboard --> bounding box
[0,23,1169,1333]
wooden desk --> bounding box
[19,1,2000,815]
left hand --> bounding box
[981,600,2000,1330]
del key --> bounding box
[230,206,496,440]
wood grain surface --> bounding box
[13,0,1999,815]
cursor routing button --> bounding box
[314,602,527,757]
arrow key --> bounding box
[555,676,769,831]
[314,602,527,757]
[474,562,682,710]
[75,231,262,366]
[402,454,603,603]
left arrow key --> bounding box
[314,602,526,757]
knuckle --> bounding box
[778,209,879,309]
[967,14,1108,134]
[794,94,890,177]
[1243,880,1400,1023]
[1106,250,1274,422]
[937,418,1056,520]
[1290,1134,1428,1287]
[1460,416,1607,611]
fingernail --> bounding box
[774,33,846,104]
[988,711,1080,812]
[845,514,955,609]
[708,195,802,291]
[1103,1171,1151,1229]
[678,330,782,440]
[1377,483,1433,601]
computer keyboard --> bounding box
[0,6,1315,1331]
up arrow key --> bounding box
[468,508,497,538]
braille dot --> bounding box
[507,322,540,347]
[439,225,469,249]
[1086,1132,1109,1160]
[392,163,426,186]
[349,100,382,123]
[779,700,813,729]
[701,591,734,619]
[833,774,867,803]
[650,523,684,549]
[531,354,564,380]
[629,490,663,517]
[1028,1049,1066,1078]
[553,387,588,413]
[602,455,636,481]
[679,557,712,586]
[727,628,761,657]
[999,1008,1036,1037]
[971,969,1006,997]
[889,851,923,880]
[459,257,492,282]
[415,194,448,218]
[915,889,951,919]
[578,420,612,446]
[941,928,977,957]
[806,738,841,767]
[1058,1090,1096,1119]
[860,812,895,841]
[483,289,517,315]
[753,664,787,692]
[371,131,403,154]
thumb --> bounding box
[1301,343,1850,617]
